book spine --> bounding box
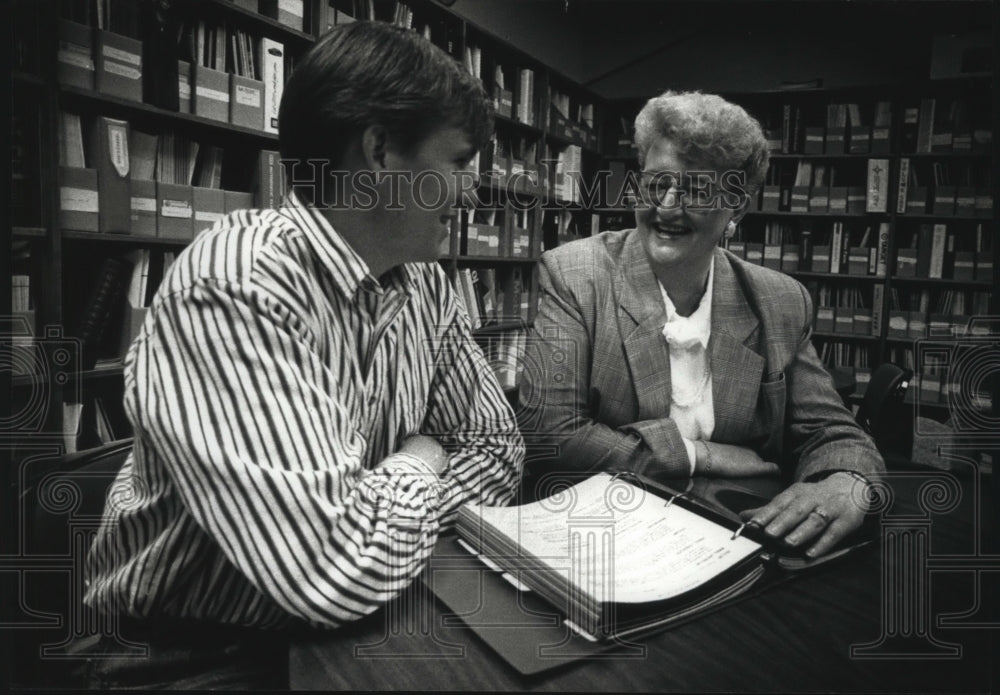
[875,223,889,277]
[896,157,910,214]
[865,158,889,213]
[871,284,884,336]
[928,223,947,278]
[261,38,284,134]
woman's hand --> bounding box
[696,441,781,478]
[739,472,871,558]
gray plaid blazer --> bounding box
[517,228,884,482]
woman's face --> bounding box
[634,138,738,279]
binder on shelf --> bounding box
[847,247,870,276]
[973,190,992,218]
[193,65,230,123]
[762,243,782,270]
[824,104,846,154]
[846,186,866,215]
[833,306,854,333]
[744,242,763,266]
[804,126,825,154]
[953,251,976,281]
[95,30,143,102]
[906,187,928,214]
[895,247,918,277]
[808,185,829,213]
[908,312,927,339]
[915,224,934,277]
[815,306,835,332]
[915,98,935,153]
[895,158,910,214]
[193,186,226,233]
[261,0,304,31]
[780,246,799,273]
[974,252,992,282]
[932,185,956,216]
[874,223,890,277]
[89,116,132,234]
[871,285,884,335]
[828,186,848,213]
[260,38,285,134]
[224,190,254,213]
[761,185,780,212]
[177,60,192,113]
[790,186,809,213]
[230,73,265,130]
[865,158,889,213]
[954,186,975,217]
[57,19,95,89]
[157,182,194,239]
[928,224,948,279]
[811,245,831,273]
[58,166,99,232]
[870,101,891,154]
[887,311,910,339]
[129,178,157,237]
[253,149,285,209]
[853,307,872,334]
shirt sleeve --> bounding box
[420,268,525,524]
[129,276,477,628]
[518,257,693,478]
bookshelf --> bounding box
[599,75,995,420]
[8,0,610,452]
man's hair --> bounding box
[634,90,769,197]
[279,21,494,204]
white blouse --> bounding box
[658,258,715,474]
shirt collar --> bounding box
[659,257,714,350]
[283,191,396,299]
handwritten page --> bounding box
[469,473,762,604]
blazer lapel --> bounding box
[709,250,764,443]
[618,232,673,420]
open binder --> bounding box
[424,472,876,675]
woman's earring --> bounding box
[724,221,736,239]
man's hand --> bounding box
[696,441,781,478]
[399,434,449,475]
[739,472,871,558]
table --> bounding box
[290,466,995,691]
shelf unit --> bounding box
[8,0,610,452]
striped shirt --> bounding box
[84,194,524,629]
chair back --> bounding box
[856,364,913,464]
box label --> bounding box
[235,84,262,107]
[104,61,141,80]
[197,85,231,103]
[102,44,141,65]
[60,186,99,212]
[131,196,156,212]
[161,199,193,218]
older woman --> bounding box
[519,90,884,558]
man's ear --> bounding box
[360,124,389,171]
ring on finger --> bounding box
[809,508,831,524]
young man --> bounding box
[81,22,523,689]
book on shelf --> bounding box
[452,472,875,649]
[76,257,133,371]
[915,98,936,153]
[865,158,889,213]
[260,37,285,134]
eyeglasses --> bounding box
[636,171,739,214]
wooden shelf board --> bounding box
[59,86,279,142]
[62,230,193,246]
